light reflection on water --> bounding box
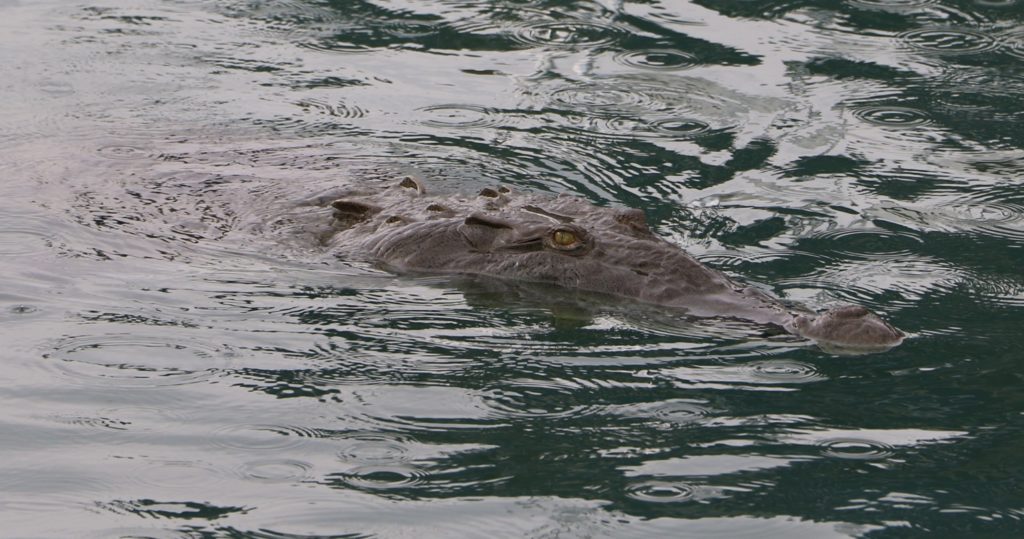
[1,0,1023,536]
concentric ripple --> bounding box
[96,144,154,160]
[897,28,1000,54]
[851,105,932,127]
[296,98,368,119]
[511,20,626,48]
[237,459,314,483]
[45,334,234,388]
[550,85,653,112]
[615,399,713,426]
[332,463,429,491]
[0,214,62,256]
[483,383,603,420]
[625,480,699,503]
[335,432,413,464]
[1003,31,1024,60]
[417,104,500,128]
[211,423,324,451]
[744,360,826,384]
[819,438,896,460]
[560,115,714,141]
[848,0,936,9]
[131,459,226,490]
[614,49,700,71]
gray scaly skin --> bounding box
[320,177,904,352]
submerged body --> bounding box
[317,177,904,352]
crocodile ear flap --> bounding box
[331,199,380,224]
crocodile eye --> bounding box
[552,229,578,247]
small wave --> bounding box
[625,480,727,504]
[897,28,1000,54]
[129,459,227,490]
[296,97,368,119]
[848,0,937,9]
[331,463,430,491]
[613,399,713,426]
[335,432,414,464]
[417,104,502,128]
[1002,30,1024,60]
[614,49,700,71]
[744,359,826,384]
[819,437,896,460]
[44,333,235,388]
[851,105,933,127]
[210,423,326,451]
[510,20,627,48]
[236,458,314,483]
[95,144,154,160]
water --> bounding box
[1,0,1023,536]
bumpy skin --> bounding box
[321,177,904,352]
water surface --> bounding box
[2,0,1023,537]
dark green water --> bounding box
[1,0,1023,537]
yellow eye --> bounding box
[552,230,578,247]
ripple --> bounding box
[131,459,226,490]
[848,0,936,8]
[237,459,313,483]
[0,224,59,256]
[6,304,41,316]
[819,438,896,460]
[417,104,500,128]
[647,117,713,137]
[550,85,653,112]
[851,105,932,127]
[483,383,603,420]
[625,480,698,503]
[95,144,153,160]
[296,98,368,119]
[45,334,234,388]
[810,228,924,258]
[615,399,713,426]
[211,423,325,451]
[335,432,413,464]
[744,360,826,384]
[877,194,1024,241]
[898,28,1000,54]
[83,528,196,539]
[614,49,699,71]
[560,115,713,141]
[380,20,443,39]
[332,463,429,491]
[511,20,626,48]
[1003,30,1024,60]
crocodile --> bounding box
[315,176,904,353]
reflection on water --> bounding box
[1,0,1024,536]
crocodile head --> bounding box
[326,178,903,352]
